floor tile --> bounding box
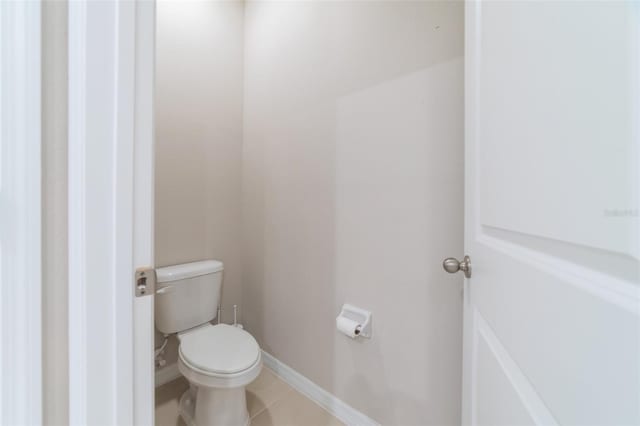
[251,388,345,426]
[247,367,295,418]
[155,377,189,426]
[154,367,342,426]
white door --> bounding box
[462,2,639,425]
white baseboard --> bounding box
[155,363,182,387]
[261,351,379,426]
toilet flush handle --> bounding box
[155,286,175,295]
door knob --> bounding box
[443,255,471,278]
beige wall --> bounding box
[241,2,464,424]
[42,1,69,424]
[154,0,245,362]
[155,2,464,423]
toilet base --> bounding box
[179,386,250,426]
[178,388,197,426]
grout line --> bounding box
[249,367,296,420]
[249,407,266,420]
[262,367,341,423]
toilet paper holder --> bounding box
[337,304,372,338]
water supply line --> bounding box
[155,334,169,358]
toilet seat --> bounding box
[179,324,260,375]
[178,323,263,389]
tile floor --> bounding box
[155,367,344,426]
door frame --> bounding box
[133,1,157,425]
[0,1,42,424]
[67,0,155,424]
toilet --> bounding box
[155,260,262,426]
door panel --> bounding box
[464,2,640,425]
[477,2,638,258]
[475,322,536,426]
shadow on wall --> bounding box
[242,2,464,425]
[331,58,465,425]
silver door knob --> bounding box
[443,255,471,278]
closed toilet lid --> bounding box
[179,324,260,374]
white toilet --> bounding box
[155,260,262,426]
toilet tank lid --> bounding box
[156,260,223,283]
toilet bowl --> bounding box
[177,323,262,426]
[154,260,262,426]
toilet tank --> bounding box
[155,260,223,334]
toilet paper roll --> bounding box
[336,316,362,338]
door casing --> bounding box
[67,1,155,424]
